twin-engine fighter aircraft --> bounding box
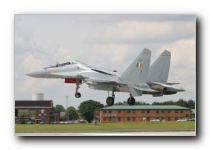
[27,48,185,106]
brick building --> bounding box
[15,100,60,124]
[99,105,191,123]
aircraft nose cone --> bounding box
[26,70,46,78]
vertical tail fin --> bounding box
[148,50,171,83]
[121,48,151,84]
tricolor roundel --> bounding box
[136,63,143,68]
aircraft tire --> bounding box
[127,97,135,106]
[75,92,81,98]
[106,97,114,106]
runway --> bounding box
[15,131,196,136]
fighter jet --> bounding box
[27,48,185,106]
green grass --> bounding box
[15,121,195,133]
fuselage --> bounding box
[27,60,184,95]
[27,60,126,91]
[26,48,186,106]
[28,61,112,78]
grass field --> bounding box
[15,121,195,133]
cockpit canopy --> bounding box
[43,60,77,69]
[55,60,76,67]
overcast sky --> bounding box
[14,14,196,109]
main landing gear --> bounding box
[75,79,82,98]
[127,94,135,106]
[106,97,115,106]
[106,90,115,106]
[106,92,136,106]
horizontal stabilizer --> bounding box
[134,86,158,92]
[152,94,163,97]
[166,83,180,85]
[148,82,185,92]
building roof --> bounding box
[15,100,53,109]
[100,105,190,110]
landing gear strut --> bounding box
[75,79,82,98]
[127,94,135,106]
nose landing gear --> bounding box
[75,79,82,98]
[75,92,81,98]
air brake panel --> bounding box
[65,78,81,83]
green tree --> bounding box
[151,99,195,109]
[187,99,195,109]
[152,102,163,105]
[54,104,65,112]
[135,101,150,105]
[176,99,188,107]
[78,100,104,123]
[114,102,124,105]
[162,100,175,105]
[66,106,79,120]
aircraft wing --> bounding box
[51,69,122,85]
[87,76,125,85]
[50,71,88,79]
[90,68,116,76]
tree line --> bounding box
[54,100,104,123]
[114,99,195,109]
[54,99,195,123]
[151,99,195,109]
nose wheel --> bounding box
[75,92,81,98]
